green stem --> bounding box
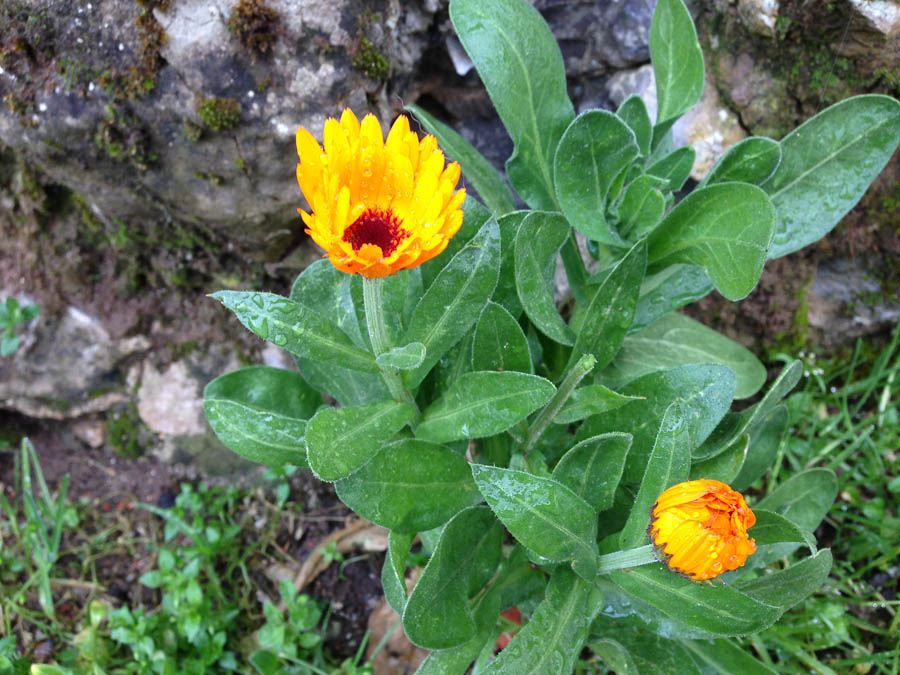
[362,277,417,408]
[521,353,597,455]
[595,545,659,575]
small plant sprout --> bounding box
[0,296,39,357]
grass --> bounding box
[741,322,900,673]
[0,450,381,673]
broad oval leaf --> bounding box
[203,366,320,467]
[609,565,780,636]
[617,176,667,240]
[682,638,778,675]
[601,312,767,399]
[751,509,817,553]
[210,291,378,373]
[651,0,704,125]
[732,405,788,491]
[305,400,416,481]
[580,364,736,484]
[619,404,691,549]
[591,616,700,675]
[417,371,555,443]
[472,301,532,373]
[382,531,414,613]
[514,211,574,345]
[404,218,501,388]
[375,342,426,370]
[700,136,781,188]
[471,464,599,578]
[484,568,601,674]
[335,439,483,533]
[403,506,503,650]
[554,110,640,245]
[735,549,832,611]
[495,211,529,316]
[756,468,838,532]
[568,239,647,371]
[647,146,695,192]
[646,182,777,300]
[406,103,516,217]
[450,0,575,210]
[689,433,750,484]
[552,433,633,513]
[764,95,900,258]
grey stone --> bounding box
[737,0,779,38]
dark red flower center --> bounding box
[342,208,407,256]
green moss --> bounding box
[93,107,157,171]
[182,119,203,142]
[193,171,224,186]
[107,403,145,459]
[227,0,279,56]
[352,37,389,80]
[197,97,242,131]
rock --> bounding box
[806,258,900,346]
[848,0,900,38]
[0,0,443,259]
[0,305,149,419]
[136,360,208,437]
[737,0,779,38]
[605,64,746,180]
[72,417,108,448]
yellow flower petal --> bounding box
[296,110,466,278]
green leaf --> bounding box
[689,433,749,484]
[416,585,502,674]
[450,0,575,210]
[601,312,767,399]
[617,175,667,240]
[568,239,647,371]
[696,360,801,461]
[552,433,632,512]
[699,137,781,188]
[651,0,704,124]
[646,183,776,300]
[736,549,832,611]
[609,565,780,636]
[580,364,735,484]
[305,400,416,481]
[631,264,714,333]
[484,567,602,674]
[403,506,503,649]
[375,342,426,370]
[203,366,320,468]
[404,218,501,388]
[350,269,424,348]
[756,468,838,532]
[590,639,640,675]
[421,197,493,290]
[495,212,528,317]
[751,509,817,553]
[417,371,555,443]
[514,211,574,345]
[647,146,696,191]
[382,531,413,613]
[291,258,367,348]
[619,404,690,549]
[682,638,778,675]
[617,95,652,157]
[405,103,516,217]
[591,616,700,675]
[471,465,599,578]
[732,405,788,491]
[335,439,483,533]
[1,334,19,358]
[764,95,900,258]
[553,385,644,425]
[554,110,640,246]
[211,291,378,373]
[472,301,532,373]
[493,545,548,611]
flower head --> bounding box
[650,479,756,581]
[295,109,466,278]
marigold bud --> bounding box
[650,479,756,581]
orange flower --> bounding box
[295,109,466,278]
[650,479,756,581]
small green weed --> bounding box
[0,296,39,357]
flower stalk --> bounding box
[362,277,417,409]
[521,353,597,455]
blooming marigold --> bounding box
[295,109,466,278]
[650,479,756,581]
